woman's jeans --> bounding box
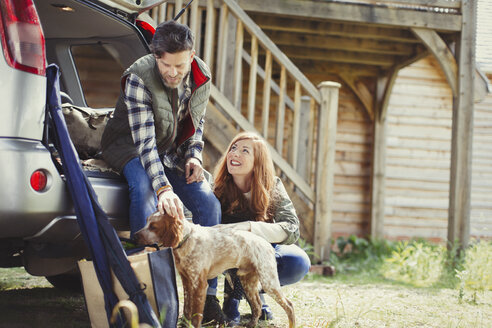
[274,244,311,286]
[225,243,311,300]
[122,157,221,294]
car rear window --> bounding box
[71,44,125,108]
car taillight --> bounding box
[30,170,47,192]
[0,0,46,75]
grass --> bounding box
[0,238,491,327]
[255,273,491,328]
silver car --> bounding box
[0,0,161,288]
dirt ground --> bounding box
[0,268,491,328]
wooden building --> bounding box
[149,0,489,260]
[81,0,492,262]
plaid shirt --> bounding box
[125,73,205,195]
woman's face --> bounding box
[226,139,255,178]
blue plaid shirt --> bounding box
[124,73,205,195]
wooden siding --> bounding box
[471,85,492,239]
[477,0,492,73]
[385,57,452,241]
[385,56,492,241]
[332,87,373,239]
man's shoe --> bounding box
[222,296,241,326]
[202,295,227,325]
[260,304,274,320]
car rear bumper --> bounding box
[0,138,129,240]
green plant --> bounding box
[328,235,396,275]
[297,238,320,264]
[456,239,492,303]
[381,240,446,287]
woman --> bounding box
[213,132,311,325]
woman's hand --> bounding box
[157,189,185,221]
[185,157,204,184]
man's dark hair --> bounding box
[150,21,194,57]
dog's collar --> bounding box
[174,232,191,249]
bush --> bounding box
[380,240,446,287]
[329,235,396,274]
[456,239,492,303]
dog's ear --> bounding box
[156,214,183,248]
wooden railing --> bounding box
[151,0,312,197]
[150,0,341,259]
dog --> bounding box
[134,212,296,328]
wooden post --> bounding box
[370,82,387,239]
[275,66,286,154]
[175,0,183,23]
[261,50,272,138]
[289,82,301,170]
[247,35,258,124]
[233,20,244,109]
[216,3,229,92]
[314,81,341,262]
[297,96,314,181]
[448,0,476,249]
[203,0,215,70]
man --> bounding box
[101,21,224,323]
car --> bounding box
[0,0,163,288]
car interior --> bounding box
[33,0,149,168]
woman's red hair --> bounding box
[213,132,276,222]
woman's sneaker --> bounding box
[222,296,241,326]
[259,293,274,320]
[260,304,274,320]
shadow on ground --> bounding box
[0,287,89,328]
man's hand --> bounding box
[185,157,204,184]
[157,189,185,221]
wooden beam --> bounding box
[272,45,398,67]
[261,50,272,138]
[339,74,375,121]
[379,49,431,119]
[411,27,458,97]
[296,96,315,182]
[233,20,243,108]
[259,30,416,55]
[289,81,302,169]
[238,0,462,32]
[448,0,475,249]
[174,0,183,23]
[363,0,461,9]
[203,0,215,68]
[370,71,398,239]
[294,60,383,77]
[251,14,421,43]
[276,66,287,154]
[247,35,258,123]
[216,3,229,92]
[314,81,341,262]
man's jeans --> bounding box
[122,157,221,294]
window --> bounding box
[71,44,125,108]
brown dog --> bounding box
[134,212,296,328]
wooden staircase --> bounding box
[150,0,341,260]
